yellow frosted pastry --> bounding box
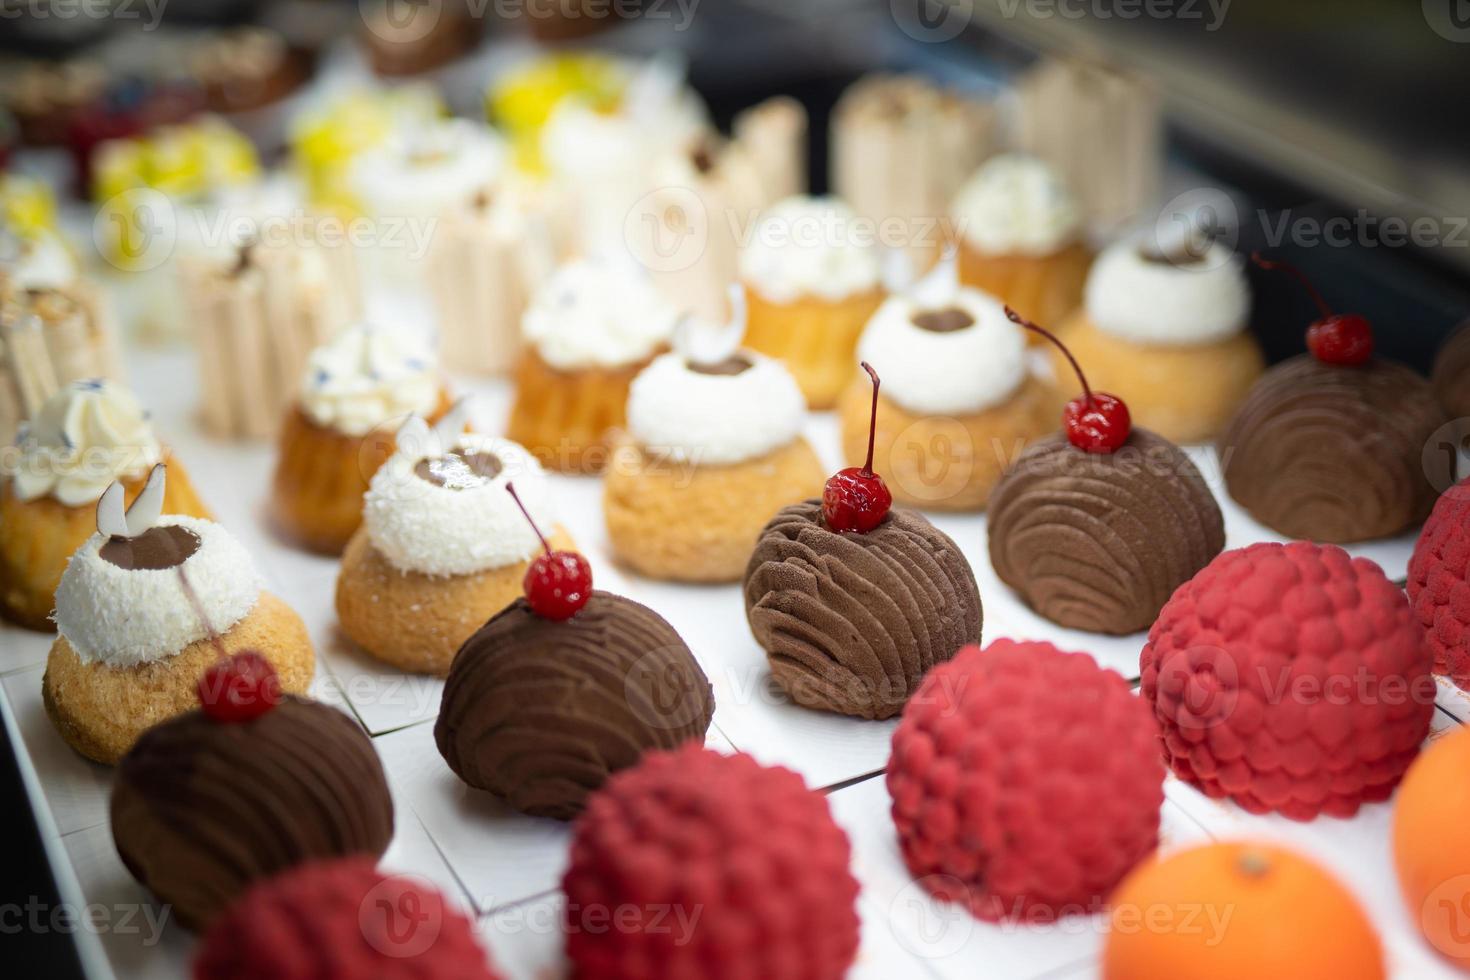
[0,381,209,631]
[951,154,1093,334]
[739,197,885,410]
[1048,240,1264,444]
[507,259,677,474]
[270,325,450,555]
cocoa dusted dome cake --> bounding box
[988,309,1224,635]
[744,364,982,720]
[1221,255,1448,543]
[1433,320,1470,421]
[112,685,393,931]
[435,488,714,820]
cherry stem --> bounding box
[1004,306,1094,407]
[860,361,880,475]
[175,566,228,662]
[506,482,551,556]
[1251,252,1333,319]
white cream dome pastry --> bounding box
[12,379,162,507]
[952,154,1081,257]
[739,196,881,303]
[1085,240,1250,346]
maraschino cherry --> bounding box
[197,651,282,723]
[1005,306,1131,454]
[507,482,591,620]
[823,362,893,533]
[1251,252,1373,366]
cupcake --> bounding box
[951,154,1092,331]
[44,465,314,765]
[359,0,484,78]
[838,253,1055,511]
[604,296,826,582]
[1221,255,1446,543]
[1,228,124,441]
[112,678,390,930]
[1433,320,1470,422]
[507,258,677,473]
[270,325,450,554]
[349,117,506,286]
[738,196,885,409]
[987,310,1225,634]
[337,405,573,675]
[435,499,714,819]
[190,27,310,116]
[538,55,709,256]
[0,381,209,631]
[745,365,983,719]
[1048,239,1263,444]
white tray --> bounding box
[1,340,1458,980]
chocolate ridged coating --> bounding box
[110,696,393,932]
[988,429,1225,635]
[1433,323,1470,421]
[1221,355,1448,543]
[743,501,982,720]
[435,592,713,820]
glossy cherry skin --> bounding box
[823,467,894,534]
[1064,392,1132,454]
[197,651,282,723]
[524,550,592,620]
[1307,313,1374,366]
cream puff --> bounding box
[605,293,825,582]
[336,403,572,675]
[738,196,885,410]
[270,324,450,554]
[952,154,1092,331]
[838,254,1055,511]
[1049,240,1264,444]
[0,380,209,631]
[507,258,677,474]
[43,465,313,764]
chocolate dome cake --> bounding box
[1433,322,1470,421]
[744,501,982,720]
[1221,355,1446,543]
[988,429,1224,634]
[111,695,393,931]
[435,592,714,820]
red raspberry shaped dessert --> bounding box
[888,640,1163,922]
[563,745,859,980]
[1408,479,1470,689]
[193,857,500,980]
[1141,541,1434,821]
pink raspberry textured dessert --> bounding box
[563,745,860,980]
[1408,479,1470,689]
[193,857,500,980]
[888,640,1164,922]
[1141,541,1435,820]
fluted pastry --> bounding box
[988,429,1224,634]
[435,592,714,820]
[1221,356,1447,543]
[744,501,982,720]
